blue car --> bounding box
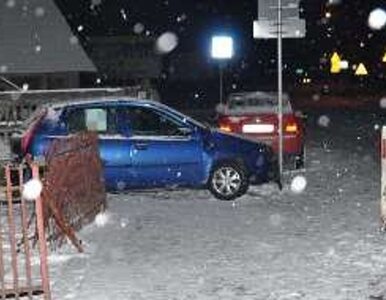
[13,98,278,200]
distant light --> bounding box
[355,63,368,76]
[368,8,386,30]
[211,36,234,59]
[35,45,42,53]
[325,12,332,18]
[330,51,342,74]
[22,83,29,91]
[382,52,386,63]
[96,78,102,84]
[340,60,349,69]
[77,25,84,32]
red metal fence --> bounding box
[41,132,106,251]
[1,163,50,299]
[0,132,107,298]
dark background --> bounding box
[54,0,386,109]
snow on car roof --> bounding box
[217,91,292,115]
[228,91,290,104]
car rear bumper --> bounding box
[244,133,303,155]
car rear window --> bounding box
[227,92,292,114]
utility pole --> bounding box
[253,0,305,181]
[277,0,284,179]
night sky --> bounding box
[54,0,386,97]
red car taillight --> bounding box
[283,115,301,134]
[284,122,298,133]
[219,124,233,133]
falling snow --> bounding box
[368,8,386,30]
[133,22,145,34]
[318,115,331,128]
[379,98,386,109]
[5,0,16,8]
[290,175,307,194]
[155,32,178,54]
[34,6,45,18]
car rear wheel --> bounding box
[208,162,249,201]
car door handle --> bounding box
[134,142,148,150]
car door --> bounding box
[65,105,132,190]
[119,104,204,187]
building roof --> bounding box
[0,0,96,74]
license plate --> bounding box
[242,124,274,134]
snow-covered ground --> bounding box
[4,111,386,299]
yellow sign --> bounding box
[355,63,368,76]
[330,52,341,73]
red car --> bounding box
[217,91,305,169]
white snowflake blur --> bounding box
[368,8,386,30]
[22,179,43,201]
[35,45,42,53]
[133,23,145,34]
[155,32,178,54]
[290,175,307,194]
[380,97,386,109]
[6,0,16,8]
[34,6,45,18]
[95,211,110,228]
[0,65,8,73]
[317,115,330,128]
[69,35,79,45]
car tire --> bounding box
[208,161,249,201]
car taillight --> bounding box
[285,123,298,133]
[219,124,232,133]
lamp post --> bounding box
[211,35,234,104]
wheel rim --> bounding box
[212,166,242,197]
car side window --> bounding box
[123,106,185,137]
[67,107,116,134]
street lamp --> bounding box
[211,35,234,104]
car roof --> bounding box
[40,97,207,129]
[228,91,290,102]
[45,97,159,110]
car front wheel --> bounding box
[208,162,249,201]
